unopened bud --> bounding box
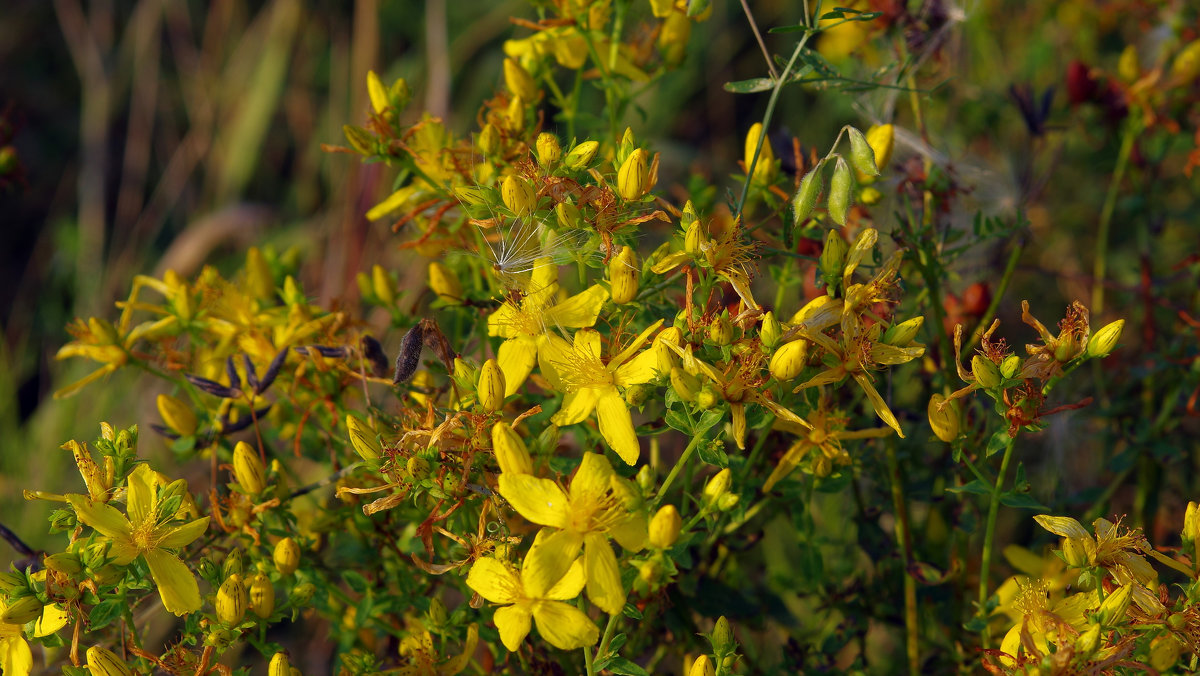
[828,157,853,226]
[555,202,582,229]
[636,464,656,494]
[1150,634,1184,672]
[708,311,733,346]
[477,359,506,413]
[769,339,809,381]
[927,394,961,443]
[492,422,534,475]
[658,10,691,66]
[1096,583,1133,626]
[477,123,501,156]
[343,124,374,155]
[711,615,735,655]
[371,265,396,306]
[649,505,683,548]
[1,595,43,624]
[535,133,562,167]
[87,646,133,676]
[866,124,894,171]
[689,655,715,676]
[44,552,84,575]
[289,582,316,606]
[1087,319,1124,359]
[0,572,26,594]
[617,149,651,201]
[346,414,382,462]
[1184,501,1200,543]
[972,355,1002,388]
[273,538,300,576]
[846,126,879,178]
[563,140,599,170]
[717,493,740,511]
[819,229,848,285]
[428,261,463,301]
[793,161,825,225]
[501,175,536,217]
[624,382,654,408]
[428,597,448,628]
[1000,354,1022,379]
[696,385,719,410]
[1172,40,1200,83]
[744,123,776,185]
[1062,536,1092,567]
[157,394,198,437]
[366,71,388,114]
[232,442,265,496]
[883,317,924,346]
[269,653,292,676]
[703,469,731,505]
[216,574,248,625]
[684,219,706,255]
[610,246,640,304]
[759,312,782,348]
[1075,623,1101,657]
[505,95,525,132]
[503,58,538,102]
[249,573,275,619]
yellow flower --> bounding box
[0,600,32,676]
[396,623,479,675]
[67,464,210,615]
[540,322,666,464]
[465,532,598,651]
[498,453,648,614]
[764,403,892,490]
[651,206,760,311]
[488,260,608,397]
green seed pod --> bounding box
[624,383,654,408]
[1086,319,1124,359]
[273,538,300,576]
[1000,354,1022,379]
[792,161,825,225]
[828,157,853,226]
[215,574,247,625]
[846,127,879,178]
[972,355,1002,389]
[696,385,719,410]
[249,573,275,619]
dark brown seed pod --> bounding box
[294,345,349,358]
[243,354,259,393]
[393,322,425,384]
[186,373,240,399]
[360,336,389,378]
[419,318,458,373]
[258,348,288,393]
[226,356,241,391]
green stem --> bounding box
[1091,116,1139,316]
[885,438,919,676]
[978,432,1017,648]
[735,32,814,221]
[652,433,705,510]
[596,612,622,659]
[965,235,1025,353]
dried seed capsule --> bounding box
[792,160,825,225]
[359,336,389,378]
[846,126,879,178]
[393,322,425,384]
[273,538,301,576]
[232,442,265,496]
[215,574,247,625]
[827,157,853,226]
[249,573,275,619]
[86,646,133,676]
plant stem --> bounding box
[978,432,1017,648]
[596,612,622,658]
[965,234,1025,353]
[885,438,919,676]
[1091,115,1139,316]
[653,433,705,510]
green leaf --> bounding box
[985,429,1011,458]
[999,492,1049,511]
[695,409,724,435]
[723,78,775,94]
[341,570,369,595]
[767,24,809,34]
[604,657,649,676]
[89,599,124,630]
[622,603,644,620]
[697,439,729,467]
[664,406,694,434]
[946,479,991,496]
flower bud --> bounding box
[684,219,707,255]
[407,456,432,480]
[501,175,536,217]
[743,123,776,185]
[503,58,538,102]
[793,161,825,225]
[343,124,374,155]
[290,582,316,606]
[883,317,924,346]
[711,615,735,655]
[927,394,961,443]
[609,246,640,304]
[846,126,879,178]
[1075,623,1101,657]
[1184,501,1200,543]
[269,653,292,676]
[371,264,396,306]
[828,157,853,226]
[477,359,506,413]
[535,132,562,167]
[563,140,599,170]
[866,124,894,172]
[703,468,732,505]
[157,394,197,437]
[367,70,388,114]
[636,464,656,494]
[477,123,501,156]
[689,655,715,676]
[971,355,1002,388]
[1096,583,1133,626]
[708,311,733,346]
[769,340,809,381]
[346,414,382,462]
[216,574,248,625]
[669,367,699,402]
[617,149,651,201]
[87,646,133,676]
[624,382,654,407]
[1000,354,1022,379]
[1150,634,1184,672]
[504,95,525,133]
[1086,319,1124,359]
[428,262,463,301]
[819,228,848,285]
[274,538,301,576]
[759,312,782,349]
[696,385,719,410]
[638,558,662,586]
[232,442,265,496]
[1,595,43,624]
[428,597,448,628]
[249,573,275,619]
[1062,535,1092,567]
[1171,39,1200,83]
[649,505,683,548]
[492,423,534,475]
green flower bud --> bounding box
[343,124,374,155]
[1075,623,1101,657]
[927,394,961,443]
[477,359,506,413]
[222,548,244,579]
[717,493,740,511]
[249,573,275,619]
[428,597,448,629]
[87,646,133,676]
[535,132,562,167]
[273,538,300,576]
[1184,501,1200,543]
[711,615,735,655]
[649,505,683,549]
[972,354,1002,388]
[819,228,848,284]
[684,219,707,255]
[828,157,853,226]
[708,311,733,346]
[0,571,26,595]
[617,148,651,201]
[696,385,719,410]
[1086,319,1124,359]
[44,552,84,575]
[563,140,599,170]
[636,464,657,494]
[289,582,316,606]
[610,246,641,304]
[492,422,534,475]
[1096,583,1133,627]
[624,382,654,407]
[216,574,248,626]
[501,175,536,217]
[793,160,825,225]
[846,126,879,178]
[769,339,809,381]
[1000,354,1022,379]
[883,317,924,346]
[759,312,782,349]
[233,441,266,496]
[859,186,882,205]
[1062,536,1092,568]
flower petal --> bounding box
[583,533,626,615]
[544,285,608,329]
[522,529,584,598]
[144,549,202,616]
[545,556,586,601]
[852,372,904,438]
[157,516,210,550]
[573,328,603,359]
[0,635,32,676]
[553,387,601,426]
[33,604,71,637]
[494,604,533,652]
[466,557,523,604]
[498,336,538,397]
[596,389,640,465]
[531,600,599,650]
[126,463,157,527]
[649,250,689,275]
[609,319,664,369]
[487,301,523,339]
[498,474,570,529]
[1032,515,1090,540]
[66,495,133,542]
[538,335,574,390]
[609,513,648,553]
[567,453,614,506]
[730,403,746,450]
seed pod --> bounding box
[535,132,562,167]
[393,322,425,384]
[649,505,682,549]
[1000,354,1022,379]
[609,246,640,304]
[617,149,650,201]
[273,538,301,576]
[624,383,653,407]
[846,127,879,178]
[86,646,133,676]
[563,140,599,170]
[492,422,534,475]
[769,340,809,381]
[972,355,1002,389]
[927,394,960,443]
[232,442,265,496]
[269,653,292,676]
[503,58,538,102]
[501,174,536,217]
[156,394,197,437]
[1,595,43,624]
[792,160,825,225]
[359,336,388,378]
[827,157,853,226]
[249,573,275,619]
[1086,319,1124,359]
[216,574,248,625]
[346,414,382,462]
[477,359,506,413]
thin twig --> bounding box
[739,0,779,81]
